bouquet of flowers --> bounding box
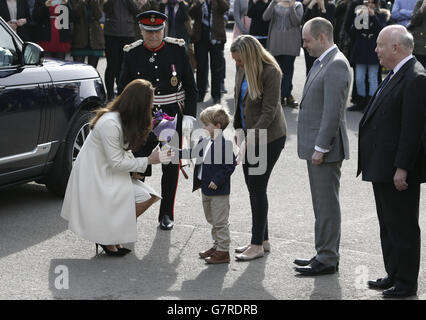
[151,109,191,179]
[152,109,177,145]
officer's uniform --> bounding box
[118,11,197,230]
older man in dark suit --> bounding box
[358,24,426,298]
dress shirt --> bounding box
[314,44,337,154]
[197,139,213,180]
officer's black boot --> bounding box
[160,215,174,231]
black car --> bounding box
[0,17,106,196]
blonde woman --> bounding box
[230,35,287,261]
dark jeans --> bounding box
[194,25,225,101]
[73,55,100,69]
[275,55,296,99]
[104,35,135,100]
[243,136,286,245]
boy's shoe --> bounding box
[199,247,217,259]
[205,251,230,264]
[286,95,299,108]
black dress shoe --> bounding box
[368,276,394,290]
[295,259,337,276]
[95,244,127,257]
[294,257,315,266]
[294,258,339,271]
[118,247,132,254]
[160,215,174,230]
[382,286,417,298]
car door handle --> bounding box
[0,85,5,90]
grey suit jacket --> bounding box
[297,47,351,162]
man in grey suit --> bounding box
[295,17,352,276]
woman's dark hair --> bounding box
[90,79,154,151]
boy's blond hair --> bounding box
[199,104,231,129]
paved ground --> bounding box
[1,28,426,301]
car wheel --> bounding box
[45,110,93,197]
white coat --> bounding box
[61,111,160,244]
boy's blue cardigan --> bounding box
[180,135,236,196]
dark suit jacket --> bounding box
[160,2,190,45]
[0,0,31,40]
[189,0,229,43]
[103,0,140,37]
[357,57,426,184]
[181,136,236,196]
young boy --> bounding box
[181,105,236,264]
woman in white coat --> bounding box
[61,79,166,257]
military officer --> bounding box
[118,10,197,231]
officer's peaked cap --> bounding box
[137,11,168,31]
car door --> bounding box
[0,20,52,185]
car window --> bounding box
[0,28,18,67]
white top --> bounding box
[198,139,213,180]
[314,45,338,154]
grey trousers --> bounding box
[307,160,342,266]
[202,193,231,251]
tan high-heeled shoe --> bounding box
[235,245,265,261]
[235,241,271,254]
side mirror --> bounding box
[22,42,44,65]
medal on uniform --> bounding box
[149,56,155,63]
[170,64,178,87]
